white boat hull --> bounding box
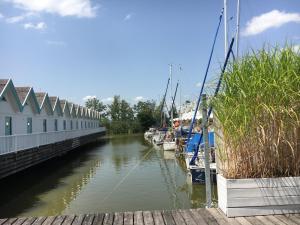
[163,141,176,151]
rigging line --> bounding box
[190,37,235,165]
[100,147,154,204]
[185,7,224,147]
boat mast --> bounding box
[169,64,173,132]
[224,0,228,58]
[236,0,240,58]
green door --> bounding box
[5,116,12,135]
[27,117,32,134]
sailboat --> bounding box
[163,66,179,151]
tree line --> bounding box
[85,96,176,135]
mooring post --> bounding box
[201,94,211,208]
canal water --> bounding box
[0,135,217,218]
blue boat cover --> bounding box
[186,132,214,153]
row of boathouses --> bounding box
[0,78,106,179]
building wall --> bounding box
[0,99,101,137]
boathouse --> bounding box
[0,79,106,179]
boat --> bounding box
[144,127,156,142]
[163,140,176,151]
[152,130,166,145]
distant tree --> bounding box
[85,97,106,114]
[109,96,121,121]
[134,100,156,131]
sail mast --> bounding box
[224,0,228,58]
[169,64,173,132]
[236,0,240,58]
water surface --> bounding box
[0,135,217,218]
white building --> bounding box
[0,79,105,154]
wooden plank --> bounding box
[170,211,185,225]
[206,208,241,225]
[218,174,300,188]
[31,217,47,225]
[288,214,300,223]
[264,216,286,225]
[123,212,133,225]
[102,213,113,225]
[22,218,36,225]
[188,209,208,225]
[42,217,56,225]
[243,217,263,225]
[234,218,252,225]
[225,205,300,217]
[196,209,219,225]
[2,218,18,225]
[61,216,76,225]
[92,214,105,225]
[227,195,300,207]
[52,216,66,225]
[152,211,164,225]
[113,213,123,225]
[227,186,300,198]
[72,216,85,225]
[161,211,175,225]
[179,210,196,225]
[255,216,275,225]
[133,211,143,225]
[142,211,154,225]
[10,218,27,225]
[82,215,94,225]
[0,220,8,225]
[274,215,299,225]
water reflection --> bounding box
[0,135,217,218]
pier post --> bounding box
[201,94,211,208]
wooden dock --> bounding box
[1,208,300,225]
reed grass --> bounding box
[213,46,300,179]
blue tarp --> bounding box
[186,132,214,153]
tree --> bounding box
[85,97,106,114]
[134,100,156,131]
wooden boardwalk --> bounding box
[1,209,300,225]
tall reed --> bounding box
[213,46,300,179]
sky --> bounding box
[0,0,299,106]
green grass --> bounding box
[213,46,300,179]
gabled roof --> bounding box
[35,92,53,115]
[74,104,80,117]
[68,102,76,117]
[80,107,86,118]
[85,108,90,118]
[0,79,9,94]
[49,96,63,116]
[0,79,23,112]
[60,99,71,117]
[15,87,40,114]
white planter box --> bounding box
[217,174,300,217]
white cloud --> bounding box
[124,13,132,21]
[24,21,46,30]
[243,10,300,36]
[5,12,35,23]
[102,97,113,103]
[46,40,66,46]
[6,0,98,18]
[83,95,96,101]
[0,13,4,19]
[134,96,145,101]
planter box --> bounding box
[217,174,300,217]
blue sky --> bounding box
[0,0,299,106]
